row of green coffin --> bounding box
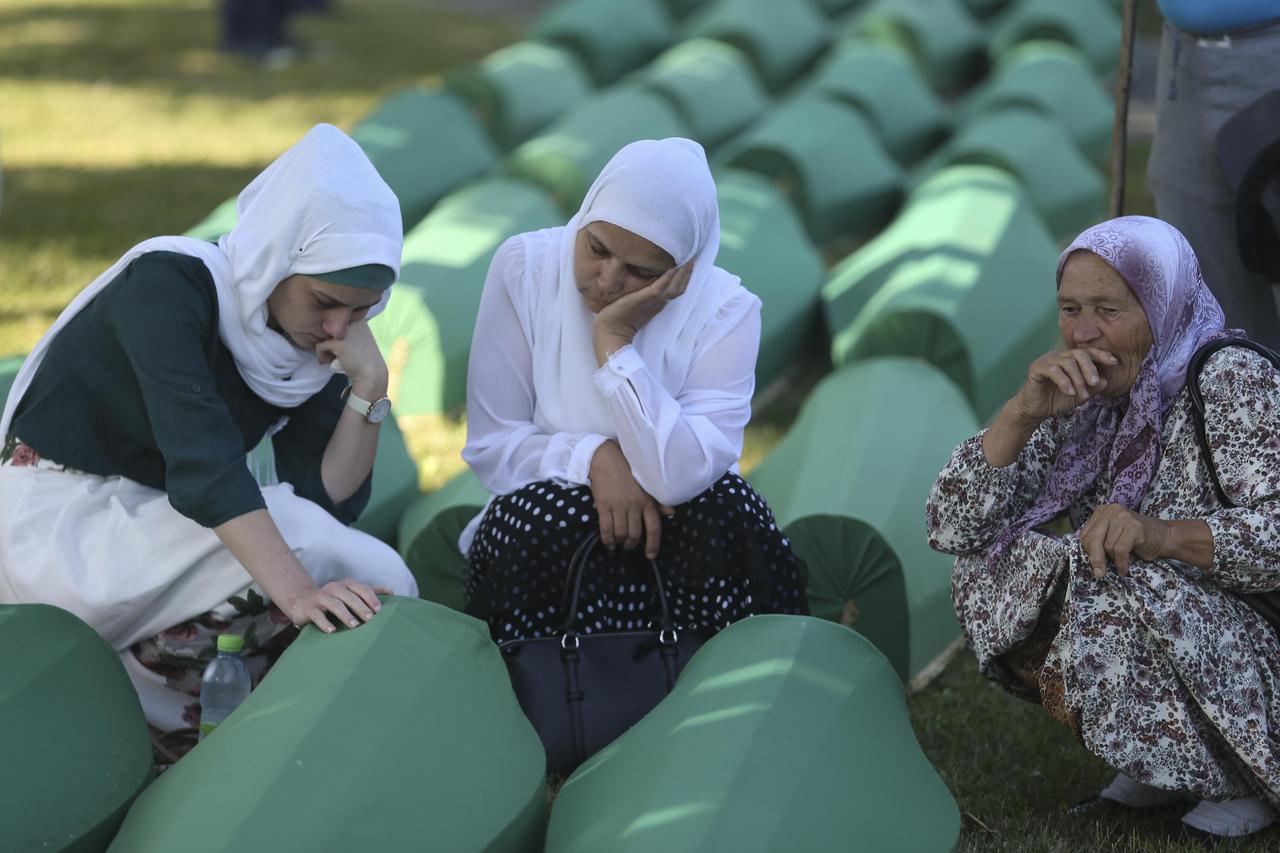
[187,33,1106,251]
[823,163,1061,421]
[399,356,978,684]
[531,0,1115,98]
[532,0,831,91]
[463,43,1102,243]
[103,600,958,852]
[453,21,1104,179]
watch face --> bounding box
[368,398,392,424]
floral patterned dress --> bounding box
[927,347,1280,803]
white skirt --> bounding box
[0,462,416,645]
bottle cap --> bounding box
[217,634,244,653]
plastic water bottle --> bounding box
[198,634,251,740]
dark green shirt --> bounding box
[9,251,370,528]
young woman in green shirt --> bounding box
[0,124,417,730]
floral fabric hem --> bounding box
[130,589,298,729]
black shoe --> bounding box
[1066,796,1125,818]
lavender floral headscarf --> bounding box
[989,216,1235,563]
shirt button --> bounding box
[191,383,202,393]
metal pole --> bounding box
[1109,0,1139,217]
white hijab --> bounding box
[2,124,402,438]
[532,138,748,436]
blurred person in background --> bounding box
[1148,0,1280,348]
[221,0,296,68]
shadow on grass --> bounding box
[911,653,1280,852]
[1,162,258,259]
[0,162,258,352]
[0,1,521,98]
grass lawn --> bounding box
[0,0,519,359]
[4,1,1276,850]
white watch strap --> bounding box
[344,388,373,417]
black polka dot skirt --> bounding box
[464,473,809,644]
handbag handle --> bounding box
[558,529,676,640]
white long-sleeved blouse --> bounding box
[462,233,760,508]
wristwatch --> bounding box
[340,385,392,424]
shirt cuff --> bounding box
[567,433,609,485]
[593,345,645,399]
[1203,512,1232,575]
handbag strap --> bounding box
[1186,337,1280,508]
[558,529,676,638]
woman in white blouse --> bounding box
[460,138,808,643]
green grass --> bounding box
[913,653,1279,851]
[0,0,520,358]
[6,2,1276,850]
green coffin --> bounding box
[545,615,960,853]
[369,178,563,417]
[681,0,830,93]
[814,0,863,15]
[351,414,420,548]
[505,87,689,212]
[989,0,1120,76]
[824,165,1060,419]
[446,42,594,151]
[963,0,1012,19]
[716,93,903,244]
[660,0,714,18]
[109,598,546,853]
[715,169,826,387]
[184,196,238,241]
[349,87,500,231]
[746,359,977,681]
[915,106,1104,241]
[963,41,1113,168]
[533,0,673,85]
[1,354,23,407]
[638,39,770,149]
[799,39,950,165]
[398,469,491,612]
[186,91,500,239]
[1,604,152,853]
[845,0,987,92]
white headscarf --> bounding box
[531,137,748,436]
[2,124,402,437]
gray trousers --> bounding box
[1148,19,1280,348]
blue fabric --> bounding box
[1158,0,1280,34]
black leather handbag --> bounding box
[498,530,706,777]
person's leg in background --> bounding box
[1147,21,1280,348]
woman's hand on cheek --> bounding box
[1079,503,1169,578]
[592,263,693,362]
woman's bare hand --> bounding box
[588,440,674,559]
[1014,347,1120,422]
[287,578,385,634]
[315,321,388,395]
[1079,504,1169,577]
[592,263,693,363]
